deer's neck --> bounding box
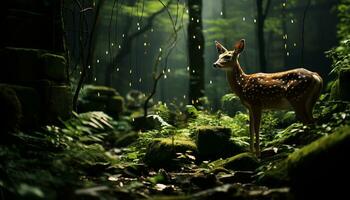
[226,60,246,95]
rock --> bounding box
[0,48,67,83]
[132,115,172,131]
[107,96,124,116]
[78,85,124,118]
[45,85,72,122]
[82,85,119,100]
[40,53,67,82]
[0,84,41,130]
[259,126,350,199]
[0,86,22,134]
[221,93,246,116]
[196,126,245,160]
[144,138,197,169]
[126,90,147,109]
[210,153,259,171]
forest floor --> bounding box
[1,94,350,200]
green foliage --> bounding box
[326,39,350,77]
[0,112,133,198]
[337,0,350,40]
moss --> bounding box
[185,105,198,119]
[221,93,246,116]
[209,152,259,171]
[330,79,340,100]
[144,138,197,169]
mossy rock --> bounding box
[144,138,197,169]
[0,84,41,130]
[260,126,350,199]
[196,126,245,160]
[45,85,72,122]
[0,48,67,83]
[209,153,259,171]
[107,96,124,115]
[0,86,22,134]
[40,53,67,82]
[82,85,119,99]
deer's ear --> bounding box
[215,41,227,54]
[234,39,245,53]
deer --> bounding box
[213,39,323,157]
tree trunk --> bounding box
[256,0,267,72]
[188,0,205,107]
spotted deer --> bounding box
[213,39,323,157]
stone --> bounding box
[126,90,147,109]
[78,85,124,118]
[132,115,172,131]
[196,126,245,160]
[0,86,22,134]
[144,138,197,169]
[0,48,67,83]
[107,96,124,116]
[0,84,41,130]
[40,53,67,82]
[210,153,259,171]
[44,85,72,122]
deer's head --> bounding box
[213,39,245,70]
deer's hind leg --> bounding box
[291,99,314,125]
[248,106,262,157]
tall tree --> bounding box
[188,0,205,107]
[256,0,271,72]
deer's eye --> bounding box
[223,55,231,60]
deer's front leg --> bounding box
[248,106,262,157]
[252,107,262,157]
[248,110,255,153]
